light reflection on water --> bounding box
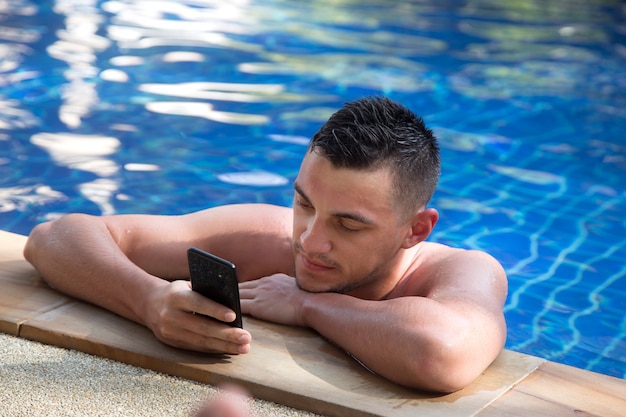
[1,0,625,378]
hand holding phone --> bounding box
[187,247,243,328]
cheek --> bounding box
[335,238,377,268]
[292,214,305,241]
[344,236,395,264]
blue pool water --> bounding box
[1,1,625,378]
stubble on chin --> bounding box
[293,269,364,296]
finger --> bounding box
[185,288,238,323]
[186,314,252,352]
[170,280,235,322]
[195,384,250,417]
[237,286,255,300]
[239,298,252,315]
[159,305,251,353]
[163,324,251,354]
[218,383,250,398]
[237,280,259,291]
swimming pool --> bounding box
[1,0,624,378]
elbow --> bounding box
[401,334,498,393]
[413,355,477,394]
[24,221,59,289]
[23,214,88,276]
[402,356,470,394]
[23,221,51,266]
[24,213,93,263]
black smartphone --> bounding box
[187,247,243,328]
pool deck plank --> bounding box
[1,230,625,416]
[476,361,626,417]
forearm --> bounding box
[23,214,164,326]
[300,293,497,392]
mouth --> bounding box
[294,247,337,273]
[293,247,343,293]
[301,255,334,271]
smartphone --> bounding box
[187,247,243,328]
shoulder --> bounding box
[407,242,508,305]
[435,244,506,277]
[417,242,505,279]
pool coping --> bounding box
[1,230,624,417]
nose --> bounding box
[300,215,332,254]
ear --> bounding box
[401,208,439,249]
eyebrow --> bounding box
[294,182,376,225]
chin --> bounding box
[294,275,324,293]
[296,273,358,295]
[294,270,337,294]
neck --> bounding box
[347,247,421,301]
[381,245,426,300]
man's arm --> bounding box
[240,250,507,392]
[300,290,505,392]
[23,204,294,353]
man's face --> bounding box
[292,151,412,300]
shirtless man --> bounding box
[24,96,507,393]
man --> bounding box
[24,97,507,393]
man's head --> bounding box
[308,96,440,220]
[292,97,440,299]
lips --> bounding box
[299,253,335,272]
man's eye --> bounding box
[339,222,360,232]
[296,198,312,209]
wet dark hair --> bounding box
[308,96,440,219]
